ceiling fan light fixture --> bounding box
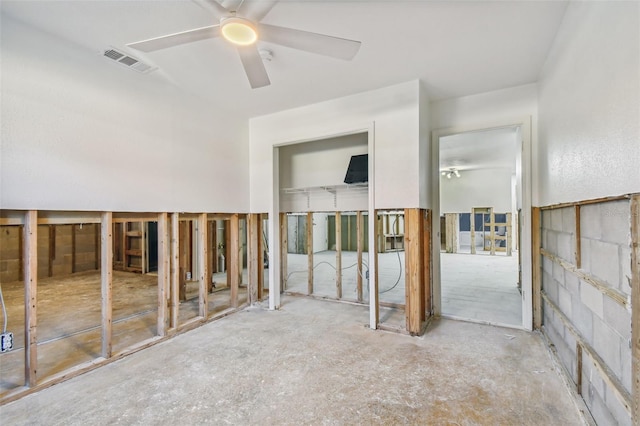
[221,17,258,46]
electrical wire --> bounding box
[379,214,403,294]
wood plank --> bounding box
[94,223,100,270]
[24,210,38,387]
[157,213,169,336]
[248,214,260,304]
[540,194,630,211]
[170,213,179,329]
[576,343,583,395]
[532,207,542,329]
[470,210,476,255]
[506,213,512,256]
[100,212,113,359]
[356,211,363,302]
[48,225,55,277]
[230,214,240,308]
[335,212,342,299]
[198,213,208,318]
[404,209,423,335]
[540,248,628,307]
[575,205,582,269]
[211,221,218,274]
[630,194,639,423]
[424,210,432,320]
[257,216,264,301]
[307,212,313,295]
[71,224,76,273]
[542,292,632,414]
[280,213,288,292]
[178,221,188,301]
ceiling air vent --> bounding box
[102,48,156,74]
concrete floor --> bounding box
[441,252,522,326]
[0,296,585,425]
[0,270,251,395]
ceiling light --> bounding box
[221,17,258,46]
[441,168,461,179]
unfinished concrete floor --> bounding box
[0,270,250,395]
[1,296,584,425]
[441,252,522,327]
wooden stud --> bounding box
[257,217,264,300]
[71,224,76,273]
[489,210,496,255]
[280,213,288,292]
[372,212,380,327]
[94,223,100,270]
[248,214,260,304]
[230,214,240,308]
[470,210,476,255]
[506,213,512,256]
[178,221,188,301]
[24,210,38,387]
[404,208,424,335]
[532,207,542,330]
[170,213,179,329]
[18,225,24,282]
[197,213,208,318]
[540,194,630,211]
[211,221,218,274]
[630,194,639,424]
[576,343,583,395]
[356,211,364,302]
[100,212,113,358]
[307,212,313,295]
[225,220,231,273]
[157,213,169,335]
[335,212,342,299]
[423,210,432,320]
[48,225,55,277]
[207,221,215,279]
[574,205,582,269]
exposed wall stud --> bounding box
[157,213,169,335]
[532,207,542,329]
[197,213,208,318]
[170,213,179,329]
[307,212,313,295]
[356,211,364,302]
[24,210,38,387]
[630,194,639,423]
[101,212,113,358]
[230,214,240,308]
[335,211,342,299]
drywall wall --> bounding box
[537,1,640,205]
[440,168,513,213]
[0,17,249,212]
[249,80,424,212]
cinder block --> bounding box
[590,240,620,287]
[580,237,591,272]
[545,230,558,254]
[621,342,632,394]
[587,381,616,426]
[550,209,563,231]
[592,316,622,378]
[542,272,558,304]
[603,296,631,340]
[563,270,580,295]
[571,296,594,346]
[605,382,632,426]
[581,204,602,239]
[541,210,552,229]
[542,229,548,248]
[561,207,576,234]
[580,280,604,319]
[542,256,553,274]
[582,355,605,398]
[552,260,564,283]
[558,285,573,318]
[600,200,631,246]
[620,246,632,296]
[557,232,573,261]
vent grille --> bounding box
[102,47,156,74]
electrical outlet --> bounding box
[1,332,13,353]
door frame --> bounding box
[431,117,533,330]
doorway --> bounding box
[432,121,532,329]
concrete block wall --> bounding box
[541,200,632,425]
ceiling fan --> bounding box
[127,0,361,89]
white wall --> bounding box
[249,80,425,212]
[440,168,513,213]
[537,1,640,205]
[0,17,249,212]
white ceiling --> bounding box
[440,127,518,172]
[1,0,568,121]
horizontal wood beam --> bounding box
[542,292,631,415]
[540,248,628,307]
[539,194,631,211]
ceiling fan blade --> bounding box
[258,23,361,60]
[193,0,229,19]
[128,25,221,52]
[242,0,278,22]
[237,45,270,89]
[219,0,244,13]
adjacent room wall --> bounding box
[440,168,513,213]
[537,2,639,424]
[0,17,249,213]
[249,80,425,212]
